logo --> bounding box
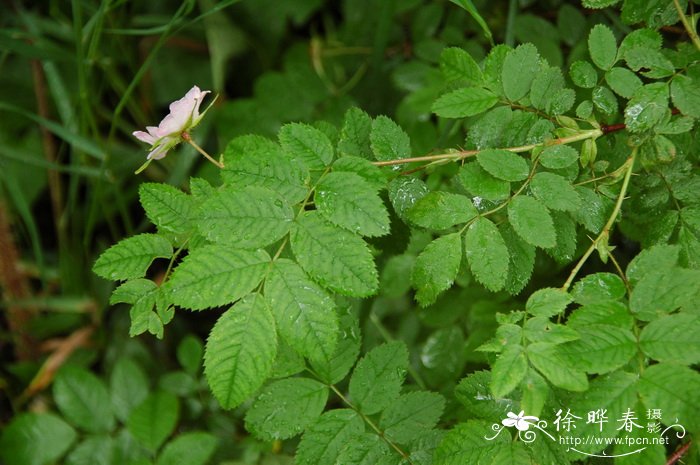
[485,408,686,458]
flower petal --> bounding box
[133,130,156,145]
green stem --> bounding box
[560,148,637,291]
[504,0,518,47]
[184,134,223,168]
[673,0,700,51]
[372,129,603,168]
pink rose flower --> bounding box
[133,85,213,161]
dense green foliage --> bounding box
[2,0,700,464]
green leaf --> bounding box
[558,325,636,374]
[457,162,510,201]
[618,28,662,56]
[198,186,293,248]
[110,279,162,337]
[110,358,149,423]
[520,371,550,419]
[639,363,700,432]
[490,344,528,397]
[464,218,510,292]
[0,413,76,465]
[309,310,362,384]
[65,435,114,465]
[455,371,510,419]
[626,244,680,285]
[588,24,617,70]
[279,122,334,170]
[530,172,580,212]
[640,313,700,364]
[388,176,429,221]
[576,100,594,119]
[139,183,193,235]
[569,61,597,88]
[624,46,675,78]
[502,43,540,101]
[221,135,308,204]
[54,365,115,433]
[440,47,482,84]
[177,335,203,375]
[530,67,566,111]
[629,268,700,320]
[407,191,477,229]
[546,211,578,264]
[488,442,533,465]
[592,85,618,115]
[291,212,377,297]
[624,82,669,133]
[127,391,179,452]
[315,171,389,237]
[421,327,466,383]
[379,391,445,444]
[567,372,637,456]
[501,223,536,295]
[204,295,277,409]
[508,196,556,248]
[266,259,338,363]
[527,343,588,391]
[296,409,365,465]
[332,156,386,191]
[338,107,373,159]
[433,420,510,465]
[571,272,626,304]
[526,288,572,317]
[523,318,579,345]
[605,67,642,98]
[337,434,390,465]
[245,378,328,440]
[156,432,218,465]
[412,233,462,307]
[272,339,305,379]
[93,234,172,281]
[539,144,578,169]
[349,341,408,415]
[432,88,498,118]
[567,300,633,329]
[168,245,269,310]
[380,254,415,298]
[670,73,700,119]
[370,115,411,162]
[476,149,529,182]
[573,186,607,233]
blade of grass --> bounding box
[0,102,104,160]
[449,0,494,45]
